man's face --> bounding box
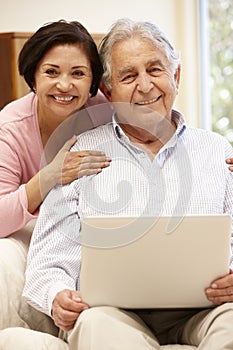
[106,35,180,130]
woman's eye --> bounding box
[45,69,57,76]
[73,70,85,77]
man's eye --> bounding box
[150,67,162,74]
[122,74,135,82]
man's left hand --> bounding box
[205,269,233,305]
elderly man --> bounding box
[24,18,233,349]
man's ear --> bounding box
[99,81,112,101]
[174,64,181,92]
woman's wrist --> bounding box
[39,164,58,198]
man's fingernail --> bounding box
[73,296,81,302]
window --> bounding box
[200,0,233,144]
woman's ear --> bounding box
[99,81,112,101]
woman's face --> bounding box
[34,43,93,123]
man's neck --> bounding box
[120,120,177,159]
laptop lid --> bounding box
[80,215,231,309]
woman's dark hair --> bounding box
[18,20,103,96]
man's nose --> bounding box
[136,74,153,93]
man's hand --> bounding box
[205,269,233,305]
[52,289,89,331]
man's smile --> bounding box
[135,95,161,105]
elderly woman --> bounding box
[0,20,111,336]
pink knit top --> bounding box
[0,91,111,237]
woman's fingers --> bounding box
[61,151,111,184]
[48,134,112,185]
[226,158,233,172]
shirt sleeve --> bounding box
[0,133,36,237]
[23,179,81,316]
[225,172,233,269]
[223,139,233,268]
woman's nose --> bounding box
[56,75,73,91]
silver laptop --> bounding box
[80,215,231,309]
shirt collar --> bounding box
[112,109,187,144]
[171,109,186,137]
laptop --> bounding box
[80,215,231,309]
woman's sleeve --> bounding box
[0,133,36,237]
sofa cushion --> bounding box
[0,328,69,350]
[161,346,197,349]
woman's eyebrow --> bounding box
[42,63,90,69]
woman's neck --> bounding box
[38,105,63,147]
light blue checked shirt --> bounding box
[23,110,233,316]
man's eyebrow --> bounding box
[117,66,135,78]
[147,58,165,67]
[117,58,166,77]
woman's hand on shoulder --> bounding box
[226,158,233,172]
[47,135,111,185]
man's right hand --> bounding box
[52,289,89,331]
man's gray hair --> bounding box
[99,18,180,91]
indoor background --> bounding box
[0,0,206,128]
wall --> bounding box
[0,0,201,126]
